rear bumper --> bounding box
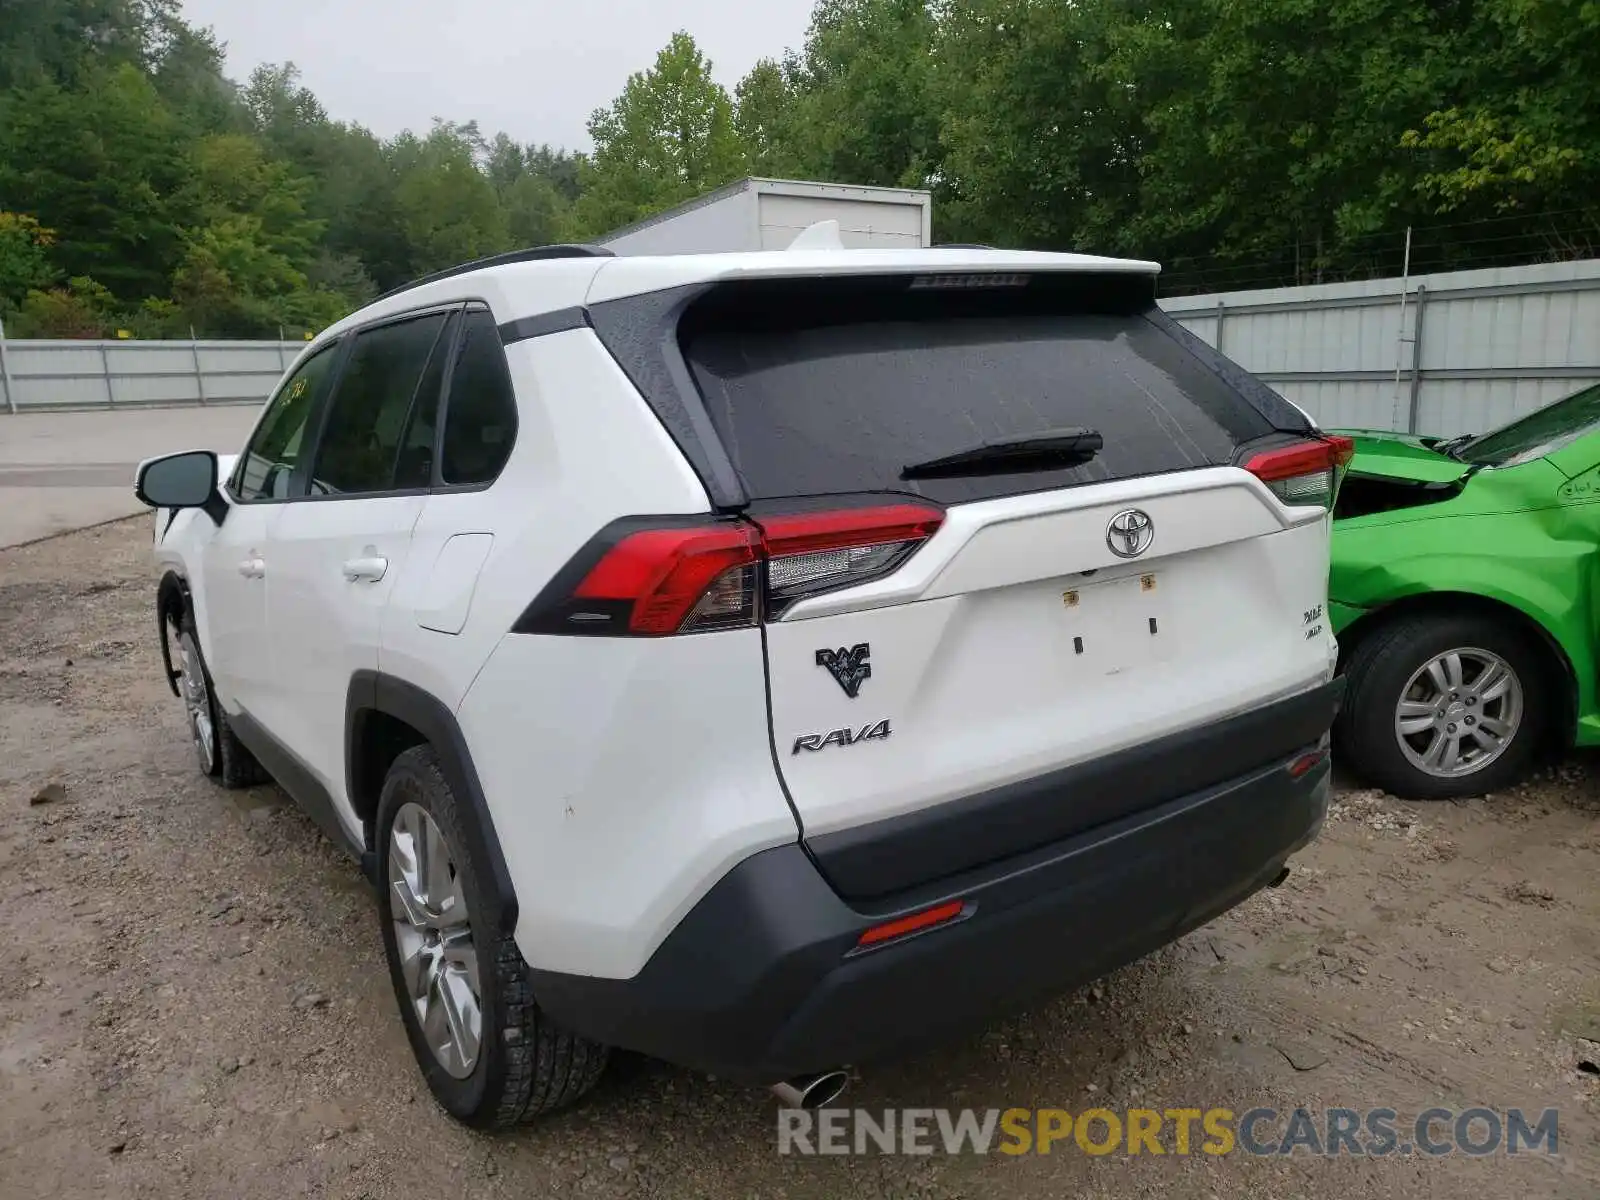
[529,682,1339,1082]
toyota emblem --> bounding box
[1106,509,1155,558]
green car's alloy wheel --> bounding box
[1392,646,1523,779]
[1335,610,1550,800]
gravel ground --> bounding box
[2,517,1598,1199]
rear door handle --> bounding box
[238,557,265,578]
[342,555,389,583]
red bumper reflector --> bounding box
[856,900,966,948]
[1288,749,1328,779]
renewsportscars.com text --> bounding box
[777,1106,1560,1158]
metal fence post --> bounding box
[1214,301,1226,355]
[0,317,15,414]
[1405,285,1429,433]
[193,336,207,405]
[99,340,114,407]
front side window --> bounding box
[310,312,452,496]
[440,307,518,486]
[232,344,341,501]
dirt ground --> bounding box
[2,516,1598,1199]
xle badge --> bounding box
[816,643,872,698]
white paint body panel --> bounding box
[377,329,714,716]
[266,494,427,838]
[414,533,495,635]
[459,631,799,981]
[766,480,1335,836]
[193,503,278,715]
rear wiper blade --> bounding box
[900,428,1103,480]
[1432,432,1475,460]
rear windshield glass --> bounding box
[681,275,1275,505]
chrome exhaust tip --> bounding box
[771,1070,849,1110]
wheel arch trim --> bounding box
[155,571,192,699]
[346,670,518,933]
[1336,588,1579,747]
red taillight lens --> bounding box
[1242,436,1354,508]
[515,503,944,637]
[572,525,759,635]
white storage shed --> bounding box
[596,178,934,255]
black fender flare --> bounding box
[346,670,518,933]
[155,572,191,698]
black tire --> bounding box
[172,610,268,789]
[375,744,608,1129]
[1334,609,1552,800]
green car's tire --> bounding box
[1335,610,1551,800]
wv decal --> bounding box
[816,643,872,698]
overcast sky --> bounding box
[178,0,817,151]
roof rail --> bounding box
[373,244,615,303]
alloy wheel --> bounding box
[177,628,215,773]
[1393,646,1523,779]
[388,801,482,1079]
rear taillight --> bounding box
[569,524,760,635]
[1243,436,1355,509]
[514,503,944,637]
[756,505,945,619]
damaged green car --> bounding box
[1329,380,1600,799]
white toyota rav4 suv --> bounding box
[135,243,1349,1128]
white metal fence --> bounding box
[0,334,304,414]
[5,257,1599,434]
[1162,258,1600,435]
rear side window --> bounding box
[312,312,451,496]
[679,274,1275,504]
[441,307,518,486]
[392,310,460,490]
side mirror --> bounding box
[135,450,223,520]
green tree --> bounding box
[1089,0,1482,287]
[13,275,115,338]
[0,63,191,299]
[185,134,322,264]
[934,0,1140,248]
[526,144,584,202]
[486,134,577,245]
[0,0,155,89]
[389,122,511,272]
[148,18,244,135]
[1400,0,1600,255]
[734,58,804,177]
[0,213,60,308]
[572,32,746,236]
[777,0,942,189]
[242,62,332,163]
